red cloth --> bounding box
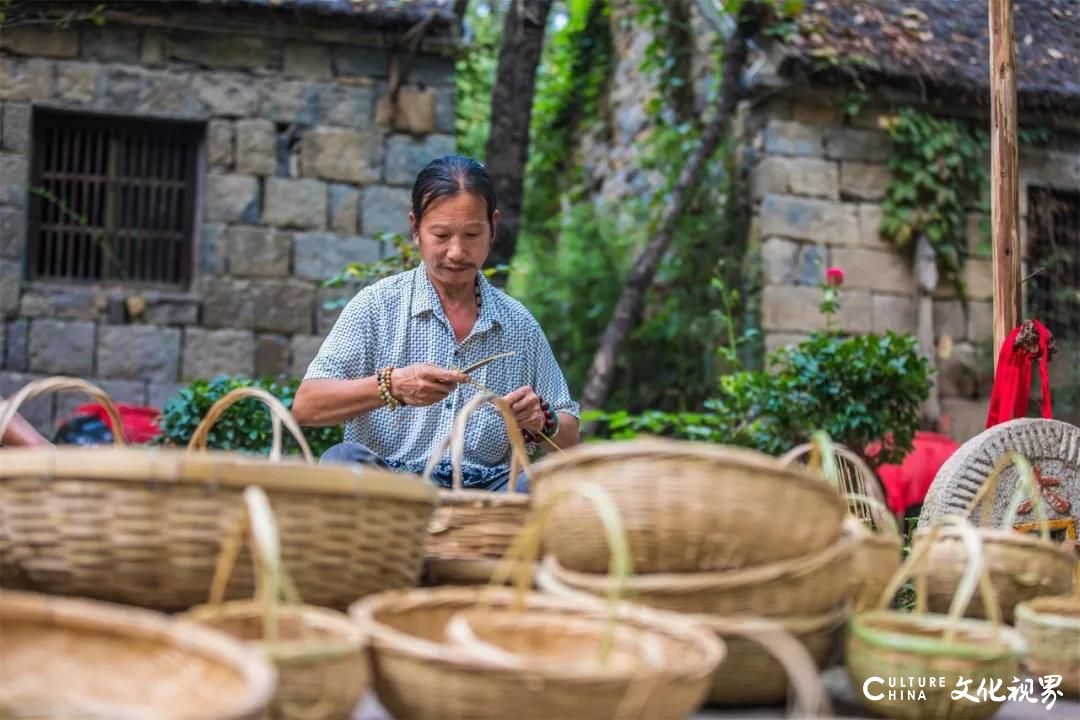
[868,431,961,515]
[67,403,162,444]
[985,320,1053,429]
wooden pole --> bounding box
[989,0,1022,369]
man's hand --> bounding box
[389,364,468,407]
[503,385,544,433]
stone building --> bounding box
[0,0,460,432]
[739,0,1079,441]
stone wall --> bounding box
[742,94,1080,442]
[0,13,456,434]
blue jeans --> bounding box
[319,442,529,493]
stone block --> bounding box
[384,134,455,186]
[102,66,144,114]
[256,334,290,379]
[0,58,54,101]
[857,203,890,248]
[434,85,455,134]
[81,25,140,63]
[331,46,387,78]
[141,31,167,66]
[966,300,993,342]
[830,247,914,294]
[761,237,799,286]
[966,213,990,256]
[205,174,260,224]
[872,294,916,334]
[1,154,28,206]
[825,127,891,162]
[56,378,146,422]
[316,284,363,334]
[376,87,436,135]
[0,259,19,317]
[5,318,27,370]
[764,332,808,357]
[143,299,199,326]
[293,232,381,281]
[328,184,360,234]
[96,324,181,382]
[182,328,255,381]
[19,286,103,321]
[0,206,25,258]
[148,381,181,410]
[792,100,842,126]
[2,103,30,153]
[361,185,411,236]
[202,277,255,329]
[759,194,859,246]
[1,27,78,58]
[55,61,98,104]
[962,259,993,300]
[194,73,260,117]
[787,158,840,200]
[321,85,376,130]
[938,342,992,400]
[259,80,319,125]
[1021,148,1080,191]
[138,71,199,117]
[289,335,324,379]
[0,371,52,432]
[760,286,828,333]
[750,157,787,202]
[227,226,289,278]
[834,290,874,334]
[796,244,829,286]
[941,397,988,443]
[207,120,234,170]
[763,120,824,157]
[28,318,95,376]
[301,128,381,184]
[839,162,890,201]
[284,42,332,79]
[933,299,966,342]
[407,54,455,86]
[0,323,4,371]
[170,32,272,71]
[252,279,314,334]
[264,177,327,230]
[199,223,228,275]
[236,119,276,176]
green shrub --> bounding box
[156,375,342,458]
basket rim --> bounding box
[694,604,849,637]
[0,590,277,720]
[437,487,531,507]
[0,446,438,505]
[541,520,859,593]
[349,585,722,681]
[913,525,1076,561]
[1014,596,1080,630]
[531,438,843,497]
[182,599,366,663]
[849,609,1027,661]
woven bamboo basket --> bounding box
[1014,594,1080,696]
[0,589,276,720]
[534,518,859,616]
[913,453,1076,623]
[847,515,1027,720]
[424,392,533,584]
[184,486,368,720]
[531,438,848,574]
[0,378,437,610]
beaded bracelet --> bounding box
[377,366,400,411]
[523,397,559,442]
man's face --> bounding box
[410,191,498,286]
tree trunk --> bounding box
[580,3,761,412]
[484,0,555,274]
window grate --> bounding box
[1027,187,1080,341]
[27,110,202,287]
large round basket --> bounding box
[349,586,721,720]
[530,438,848,574]
[424,392,533,584]
[912,454,1076,624]
[0,379,438,610]
[183,486,368,720]
[534,519,859,616]
[0,590,276,720]
[847,516,1027,720]
[1014,595,1080,697]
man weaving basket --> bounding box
[293,155,580,492]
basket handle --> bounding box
[0,376,125,446]
[845,493,901,538]
[875,514,1002,643]
[964,452,1051,539]
[187,387,314,464]
[422,390,534,492]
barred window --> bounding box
[27,109,202,287]
[1027,187,1080,340]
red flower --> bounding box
[825,266,845,287]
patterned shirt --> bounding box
[304,264,580,487]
